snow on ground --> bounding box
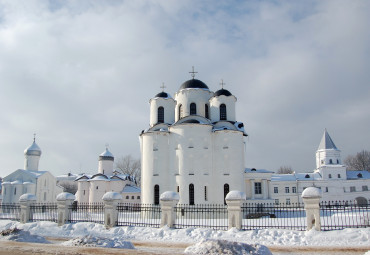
[185,239,272,255]
[0,220,369,249]
[62,235,134,249]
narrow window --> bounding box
[96,186,98,190]
[329,174,332,178]
[338,174,341,178]
[220,104,227,120]
[189,184,195,205]
[325,187,329,192]
[254,182,262,194]
[337,159,339,164]
[329,159,333,164]
[286,198,291,205]
[205,104,209,119]
[292,187,297,193]
[178,104,183,119]
[154,185,160,205]
[285,187,290,193]
[14,187,16,195]
[190,103,196,115]
[224,183,229,205]
[157,106,164,123]
[274,187,278,193]
[177,186,179,193]
[204,186,208,201]
[83,190,86,195]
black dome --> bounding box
[214,89,232,97]
[155,92,169,98]
[179,79,209,90]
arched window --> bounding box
[190,103,196,115]
[178,104,183,120]
[337,159,339,164]
[189,184,195,205]
[205,104,209,119]
[329,174,332,178]
[157,107,164,123]
[154,185,160,205]
[224,184,229,205]
[220,104,227,120]
[329,159,333,164]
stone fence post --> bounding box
[160,191,179,228]
[56,192,76,226]
[302,187,322,231]
[19,193,37,224]
[226,190,246,230]
[102,192,122,228]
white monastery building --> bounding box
[2,138,63,203]
[75,147,141,203]
[140,71,370,206]
[140,73,247,205]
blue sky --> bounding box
[0,0,369,177]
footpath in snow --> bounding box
[0,220,369,254]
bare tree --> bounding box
[115,155,141,185]
[277,165,293,174]
[344,150,370,172]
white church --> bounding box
[75,147,141,203]
[2,138,63,203]
[140,71,370,206]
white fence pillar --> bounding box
[102,192,122,228]
[56,192,76,226]
[160,191,179,228]
[19,193,37,224]
[302,187,322,231]
[226,190,246,230]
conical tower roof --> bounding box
[318,129,338,150]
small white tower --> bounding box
[316,129,342,168]
[98,146,114,176]
[209,80,237,122]
[149,84,176,127]
[24,135,42,171]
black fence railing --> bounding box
[174,204,228,230]
[0,203,21,221]
[30,203,58,222]
[241,202,306,231]
[68,202,104,224]
[320,200,370,231]
[116,203,161,228]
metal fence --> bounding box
[0,203,21,221]
[117,203,161,228]
[320,200,370,231]
[241,202,306,231]
[68,202,104,224]
[30,203,58,222]
[174,204,228,230]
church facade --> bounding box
[2,138,63,203]
[75,147,141,203]
[140,73,370,206]
[140,75,247,204]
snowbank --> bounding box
[62,235,134,249]
[185,239,271,255]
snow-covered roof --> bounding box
[346,170,370,180]
[245,168,274,174]
[318,129,338,150]
[90,174,109,181]
[122,185,141,193]
[271,174,297,182]
[295,172,322,181]
[100,148,114,158]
